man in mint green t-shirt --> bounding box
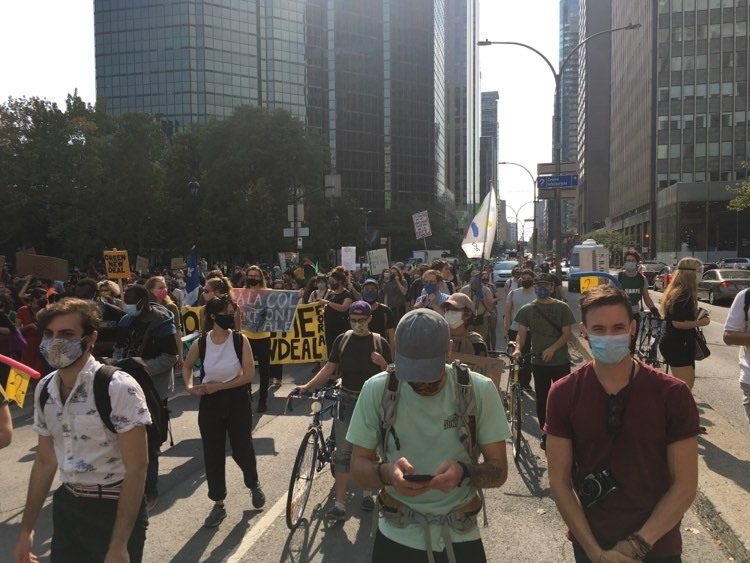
[347,308,510,563]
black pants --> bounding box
[532,363,571,432]
[198,386,259,501]
[51,485,147,563]
[371,530,486,563]
[250,337,271,406]
[507,329,532,387]
[573,543,681,563]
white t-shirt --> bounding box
[508,287,537,331]
[723,289,750,384]
[505,278,519,293]
[203,330,242,383]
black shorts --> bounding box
[659,337,695,368]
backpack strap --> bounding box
[452,360,479,462]
[371,332,382,356]
[93,365,118,434]
[335,330,354,377]
[232,330,243,363]
[198,333,207,380]
[39,377,52,411]
[378,365,401,457]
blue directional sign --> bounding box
[537,174,579,189]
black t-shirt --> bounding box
[324,289,354,340]
[328,332,392,392]
[369,304,395,337]
[663,294,695,345]
[406,278,423,302]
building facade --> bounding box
[480,90,499,201]
[576,0,612,235]
[95,0,450,215]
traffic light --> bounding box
[644,232,650,240]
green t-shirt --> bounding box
[514,300,576,366]
[346,365,510,551]
[618,271,647,311]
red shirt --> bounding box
[545,361,699,556]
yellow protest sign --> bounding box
[579,275,601,292]
[269,302,327,364]
[103,250,131,280]
[180,306,204,334]
[1,354,41,408]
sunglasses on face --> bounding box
[607,395,624,436]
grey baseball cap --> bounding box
[394,308,450,382]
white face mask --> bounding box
[445,310,464,329]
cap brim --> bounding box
[394,351,446,382]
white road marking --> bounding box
[221,489,288,563]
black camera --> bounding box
[578,469,618,508]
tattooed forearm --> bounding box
[467,462,507,488]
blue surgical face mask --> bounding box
[588,333,632,364]
[534,286,552,300]
[123,303,140,317]
[624,261,637,272]
[39,337,86,369]
[423,282,437,294]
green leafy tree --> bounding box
[582,228,634,261]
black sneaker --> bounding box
[251,485,266,509]
[360,495,375,512]
[204,504,226,528]
[540,434,547,451]
[326,505,347,521]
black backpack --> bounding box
[197,330,244,380]
[39,358,172,456]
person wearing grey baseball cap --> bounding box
[346,308,511,562]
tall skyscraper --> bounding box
[480,90,499,201]
[576,0,612,235]
[445,0,479,217]
[611,0,750,262]
[94,0,449,214]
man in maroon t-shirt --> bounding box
[546,285,699,563]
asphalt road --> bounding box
[0,289,739,562]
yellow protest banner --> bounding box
[180,306,204,334]
[1,354,41,408]
[269,302,327,364]
[103,250,131,280]
[579,275,601,292]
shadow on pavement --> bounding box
[698,437,750,494]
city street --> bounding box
[0,287,745,562]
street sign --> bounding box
[538,188,577,200]
[537,174,579,189]
[283,228,294,237]
[412,210,432,239]
[537,161,577,175]
[283,227,309,237]
[287,204,304,222]
[296,237,303,249]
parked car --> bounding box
[653,266,673,292]
[640,261,669,288]
[717,257,750,270]
[492,260,518,288]
[701,262,719,273]
[697,268,750,305]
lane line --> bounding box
[221,483,288,562]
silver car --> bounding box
[697,268,750,305]
[492,260,518,288]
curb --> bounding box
[693,488,749,561]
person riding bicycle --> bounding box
[618,250,659,352]
[348,309,510,562]
[504,269,535,390]
[293,300,391,521]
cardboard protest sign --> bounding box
[135,255,149,274]
[341,246,357,271]
[269,302,327,364]
[367,248,389,275]
[231,288,302,333]
[103,250,131,280]
[451,352,505,392]
[16,252,69,281]
[1,354,42,407]
[171,257,186,270]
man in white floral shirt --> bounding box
[15,298,152,563]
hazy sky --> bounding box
[0,0,558,225]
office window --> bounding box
[674,27,683,42]
[722,82,735,95]
[721,171,733,180]
[683,172,694,182]
[696,84,707,98]
[696,142,707,156]
[685,0,696,9]
[670,145,682,158]
[736,110,746,125]
[722,0,733,6]
[684,114,695,128]
[672,56,683,71]
[671,85,682,100]
[658,116,670,130]
[674,0,684,9]
[696,171,706,181]
[658,173,669,188]
[722,112,733,126]
[659,86,670,101]
[658,0,670,11]
[737,21,748,36]
[659,28,670,43]
[684,55,695,70]
[696,114,707,128]
[710,113,721,127]
[684,85,695,98]
[657,144,669,158]
[709,0,721,7]
[697,0,707,8]
[697,24,708,39]
[672,116,682,129]
[722,141,733,155]
[708,142,719,156]
[709,83,720,97]
[724,53,734,68]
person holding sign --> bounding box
[292,300,391,521]
[242,266,273,413]
[182,296,265,528]
[320,267,355,353]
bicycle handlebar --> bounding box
[284,383,340,414]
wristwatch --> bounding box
[457,461,471,486]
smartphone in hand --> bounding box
[403,474,433,483]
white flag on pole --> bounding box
[461,188,497,260]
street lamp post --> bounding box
[506,200,535,253]
[479,22,640,276]
[499,161,538,258]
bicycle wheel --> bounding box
[286,428,319,529]
[510,383,523,461]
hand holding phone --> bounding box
[403,474,433,483]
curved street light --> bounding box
[480,22,641,275]
[500,161,538,258]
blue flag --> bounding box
[185,247,201,306]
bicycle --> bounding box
[635,312,665,369]
[493,343,524,462]
[284,382,339,530]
